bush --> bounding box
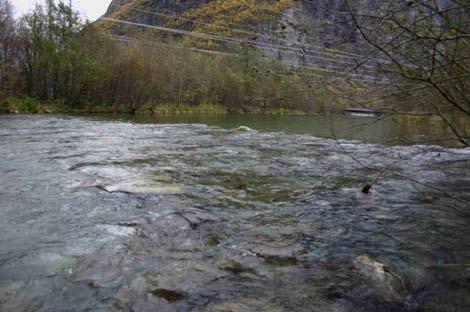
[0,97,38,113]
[140,103,228,115]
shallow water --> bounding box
[0,114,469,311]
[82,113,460,146]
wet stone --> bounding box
[353,254,408,301]
[217,259,257,275]
[116,221,148,238]
[431,246,457,266]
[235,126,254,132]
[141,209,224,249]
[0,282,26,306]
[243,235,306,266]
[215,248,270,278]
[206,234,222,246]
[150,288,187,302]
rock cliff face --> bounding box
[103,0,384,72]
[106,0,211,16]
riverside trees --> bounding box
[0,0,16,98]
[0,0,319,114]
[344,0,470,146]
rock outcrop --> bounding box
[102,0,386,71]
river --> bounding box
[0,114,469,311]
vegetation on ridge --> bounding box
[0,0,354,115]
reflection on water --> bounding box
[0,114,469,311]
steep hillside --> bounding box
[102,0,384,75]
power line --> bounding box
[109,2,387,64]
[104,0,390,84]
[103,4,390,73]
[111,34,234,56]
[100,17,384,80]
[108,33,389,84]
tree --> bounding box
[18,0,83,101]
[344,0,470,146]
[0,0,17,97]
[0,0,14,60]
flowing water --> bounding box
[0,114,469,311]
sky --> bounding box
[12,0,112,21]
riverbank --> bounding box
[2,97,468,146]
[0,97,314,116]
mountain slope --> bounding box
[102,0,382,73]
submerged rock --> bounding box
[99,224,138,237]
[113,276,150,304]
[141,209,223,250]
[150,288,187,302]
[430,246,456,266]
[353,254,408,301]
[243,236,305,266]
[217,259,257,275]
[96,208,223,249]
[0,282,26,306]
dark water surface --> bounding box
[0,114,469,311]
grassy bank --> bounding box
[0,97,65,114]
[0,97,314,116]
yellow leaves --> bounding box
[185,0,294,31]
[100,0,295,49]
[97,0,143,31]
[108,0,141,20]
[178,0,294,49]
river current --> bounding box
[0,115,469,311]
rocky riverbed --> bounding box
[0,115,469,311]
